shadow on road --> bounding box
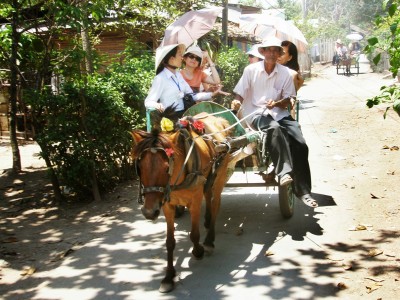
[312,192,336,207]
[2,181,398,299]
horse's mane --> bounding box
[150,105,181,131]
[132,128,173,159]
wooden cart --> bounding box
[336,54,360,75]
[184,102,295,218]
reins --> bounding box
[136,108,267,206]
[193,108,262,140]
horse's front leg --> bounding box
[203,193,219,252]
[204,158,229,253]
[159,204,176,293]
[188,195,204,259]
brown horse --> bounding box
[131,113,231,293]
[337,53,352,75]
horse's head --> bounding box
[131,129,179,220]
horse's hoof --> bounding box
[192,245,204,259]
[159,281,174,293]
[203,244,215,255]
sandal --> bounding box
[299,194,318,208]
[280,174,293,186]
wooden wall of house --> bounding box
[95,30,127,59]
[0,86,9,136]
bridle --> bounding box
[135,131,217,207]
[135,147,174,205]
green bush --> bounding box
[216,47,248,107]
[27,75,139,197]
[105,52,155,127]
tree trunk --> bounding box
[40,143,64,202]
[9,0,21,173]
[32,114,64,202]
[80,24,100,201]
[80,26,94,74]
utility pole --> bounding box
[222,0,228,46]
[302,0,307,21]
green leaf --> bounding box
[367,37,379,46]
[393,100,400,117]
[383,107,390,119]
[366,99,376,108]
[388,4,397,17]
[373,53,381,65]
[389,23,398,35]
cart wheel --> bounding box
[278,184,295,218]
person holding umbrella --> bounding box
[145,44,222,118]
[348,41,361,56]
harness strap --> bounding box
[135,147,172,204]
[143,186,166,194]
[166,129,205,200]
[171,129,196,188]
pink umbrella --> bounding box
[160,7,223,47]
[239,14,308,53]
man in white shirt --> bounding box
[233,36,317,208]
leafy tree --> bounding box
[287,0,385,42]
[1,0,132,201]
[0,0,235,201]
[0,0,26,173]
[120,0,217,49]
[277,0,302,21]
[365,0,400,118]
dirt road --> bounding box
[1,62,399,299]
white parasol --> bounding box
[239,14,308,53]
[160,7,223,47]
[346,32,363,41]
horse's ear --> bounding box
[131,130,146,144]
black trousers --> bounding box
[252,115,312,197]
